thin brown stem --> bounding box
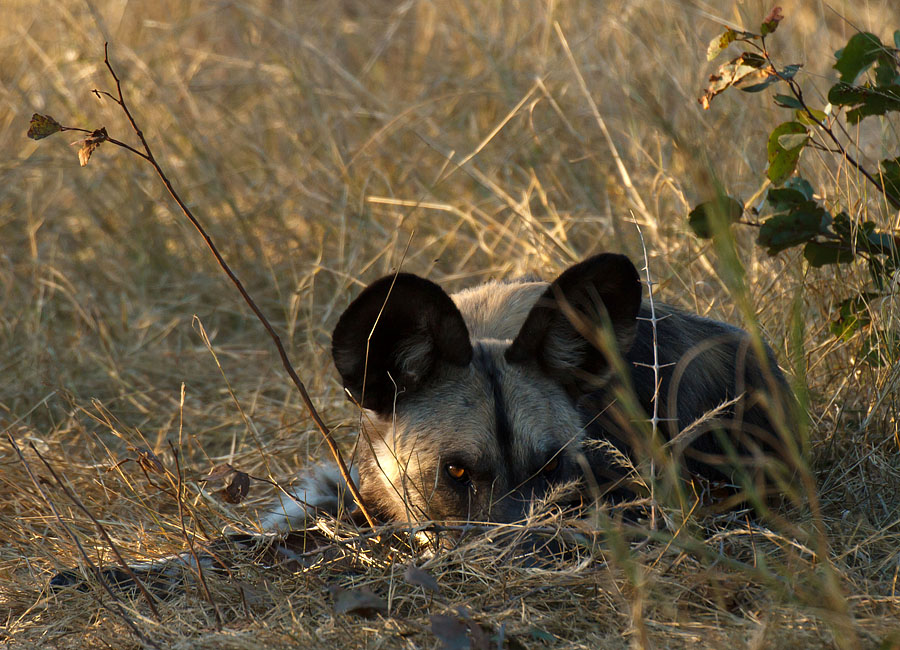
[105,136,151,160]
[6,433,160,628]
[59,125,96,135]
[6,435,164,648]
[28,442,165,620]
[761,42,900,209]
[790,78,899,208]
[168,440,222,628]
[97,43,376,529]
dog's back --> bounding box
[454,275,794,502]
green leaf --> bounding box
[863,229,899,257]
[777,133,809,149]
[27,113,62,140]
[828,84,900,122]
[833,32,884,83]
[766,122,808,185]
[803,241,855,267]
[826,83,900,108]
[847,96,900,121]
[741,64,802,93]
[880,156,900,204]
[774,94,803,108]
[758,203,830,254]
[795,107,827,126]
[830,293,875,341]
[828,214,898,258]
[874,55,900,87]
[895,30,900,50]
[827,83,861,105]
[529,627,556,643]
[785,176,815,200]
[738,74,781,93]
[766,187,808,212]
[831,211,853,240]
[778,64,802,80]
[688,196,743,238]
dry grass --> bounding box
[2,0,900,648]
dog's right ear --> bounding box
[505,253,642,391]
[332,274,473,414]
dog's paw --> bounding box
[260,463,359,532]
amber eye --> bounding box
[543,457,559,474]
[445,464,469,483]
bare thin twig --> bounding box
[26,440,163,620]
[5,434,163,649]
[633,221,662,532]
[758,39,900,209]
[96,43,375,528]
[168,440,222,628]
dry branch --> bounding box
[86,43,376,528]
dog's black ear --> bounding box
[506,253,642,389]
[332,274,473,414]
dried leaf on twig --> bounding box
[27,113,62,140]
[222,470,250,504]
[72,127,108,166]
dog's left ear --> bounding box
[331,273,472,414]
[505,253,642,387]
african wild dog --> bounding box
[52,253,795,591]
[264,252,795,530]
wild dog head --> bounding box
[331,254,642,523]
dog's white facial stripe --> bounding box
[372,437,403,497]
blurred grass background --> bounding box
[2,0,899,648]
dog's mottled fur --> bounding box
[266,253,795,529]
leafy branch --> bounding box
[699,7,900,207]
[691,8,900,366]
[27,44,376,529]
